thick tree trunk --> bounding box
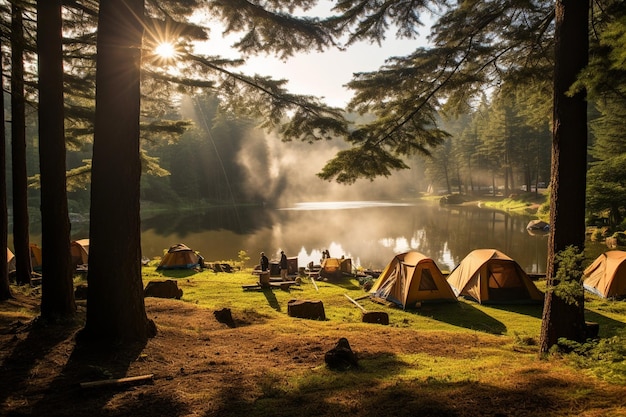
[38,0,76,318]
[10,4,31,286]
[83,0,153,343]
[0,33,10,301]
[539,0,589,353]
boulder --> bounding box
[144,280,183,299]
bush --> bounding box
[612,231,626,246]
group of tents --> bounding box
[6,238,89,274]
[369,249,626,309]
[8,240,626,304]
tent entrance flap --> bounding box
[486,262,532,301]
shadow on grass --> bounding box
[584,309,626,338]
[25,335,183,417]
[156,269,200,279]
[200,357,610,417]
[322,278,362,291]
[0,317,80,408]
[487,302,544,319]
[262,287,281,312]
[410,301,507,335]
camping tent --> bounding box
[7,248,15,273]
[446,249,543,304]
[30,244,42,272]
[369,251,457,309]
[157,243,200,270]
[583,251,626,299]
[70,239,90,269]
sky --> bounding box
[192,3,432,107]
[240,38,422,107]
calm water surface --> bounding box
[24,200,546,273]
[131,200,548,273]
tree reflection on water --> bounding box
[137,200,548,273]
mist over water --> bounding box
[22,107,547,274]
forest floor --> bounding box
[2,287,626,417]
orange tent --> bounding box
[446,249,543,304]
[70,239,90,269]
[7,248,15,273]
[370,251,457,308]
[30,244,42,272]
[583,251,626,299]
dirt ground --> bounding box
[1,293,625,417]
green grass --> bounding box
[7,265,626,415]
[142,266,626,340]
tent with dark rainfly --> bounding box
[369,251,457,309]
[583,251,626,299]
[157,243,200,270]
[446,249,543,304]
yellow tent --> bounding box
[320,257,342,279]
[7,248,15,273]
[446,249,543,304]
[157,243,200,270]
[583,251,626,299]
[369,251,457,309]
[70,239,90,269]
[30,244,42,272]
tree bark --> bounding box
[10,3,31,286]
[37,0,76,318]
[0,32,10,301]
[539,0,589,353]
[83,0,154,342]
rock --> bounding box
[144,280,183,299]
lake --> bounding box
[130,200,548,273]
[24,199,547,273]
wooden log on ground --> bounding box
[80,374,154,389]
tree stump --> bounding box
[325,337,358,370]
[214,308,236,328]
[287,299,326,320]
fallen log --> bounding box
[79,374,154,389]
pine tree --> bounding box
[37,0,76,319]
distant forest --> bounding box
[11,84,625,231]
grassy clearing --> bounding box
[148,266,626,415]
[4,265,626,416]
[144,266,626,379]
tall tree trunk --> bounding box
[539,0,589,353]
[38,0,76,318]
[0,33,11,301]
[83,0,154,342]
[10,3,31,286]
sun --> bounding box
[154,42,177,59]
